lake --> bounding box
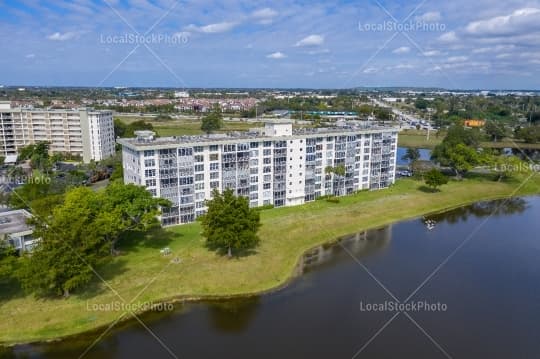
[6,196,540,358]
[396,147,432,166]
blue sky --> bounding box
[0,0,539,89]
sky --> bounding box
[0,0,539,89]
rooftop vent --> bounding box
[134,130,156,143]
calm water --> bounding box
[6,197,540,359]
[396,147,432,166]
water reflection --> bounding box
[205,297,261,333]
[299,226,392,272]
[425,197,527,224]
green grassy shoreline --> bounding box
[1,175,539,346]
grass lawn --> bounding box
[1,174,539,344]
[398,129,540,150]
[116,116,263,137]
[398,130,443,148]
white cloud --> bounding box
[295,34,324,47]
[47,31,79,41]
[392,46,410,54]
[185,22,238,34]
[438,31,458,43]
[363,67,378,74]
[251,8,278,24]
[447,56,468,63]
[423,50,441,56]
[466,8,540,36]
[387,64,415,70]
[25,53,35,59]
[415,11,441,22]
[267,51,286,59]
[307,48,330,55]
[472,45,516,54]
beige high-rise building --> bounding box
[0,102,115,163]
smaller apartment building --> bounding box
[0,102,115,162]
[119,122,398,226]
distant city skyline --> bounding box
[1,0,540,89]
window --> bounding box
[195,173,204,181]
[193,146,204,153]
[210,162,219,171]
[224,144,236,152]
[210,145,218,151]
[250,176,258,183]
[195,192,205,200]
[264,141,272,147]
[195,183,204,190]
[263,157,271,164]
[210,153,219,161]
[146,179,156,187]
[250,142,259,148]
[144,150,155,157]
[144,169,156,177]
[210,181,219,189]
[210,172,219,179]
[263,183,271,189]
[178,148,193,156]
[144,159,155,167]
[263,149,271,156]
[194,155,204,162]
[195,164,204,172]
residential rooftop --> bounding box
[118,121,398,150]
[0,209,33,236]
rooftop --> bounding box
[118,121,398,150]
[0,209,33,235]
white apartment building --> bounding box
[118,122,398,226]
[0,102,115,163]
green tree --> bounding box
[432,143,480,179]
[484,121,506,142]
[18,187,108,297]
[99,182,169,255]
[0,243,17,282]
[402,148,421,165]
[515,126,540,143]
[415,97,429,110]
[201,189,261,257]
[18,183,169,296]
[18,142,51,171]
[431,125,483,178]
[201,105,223,134]
[424,169,448,191]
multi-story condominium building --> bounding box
[118,122,398,226]
[0,102,115,163]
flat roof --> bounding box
[118,124,398,151]
[0,209,33,235]
[3,107,112,114]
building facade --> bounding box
[0,102,115,163]
[118,122,398,226]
